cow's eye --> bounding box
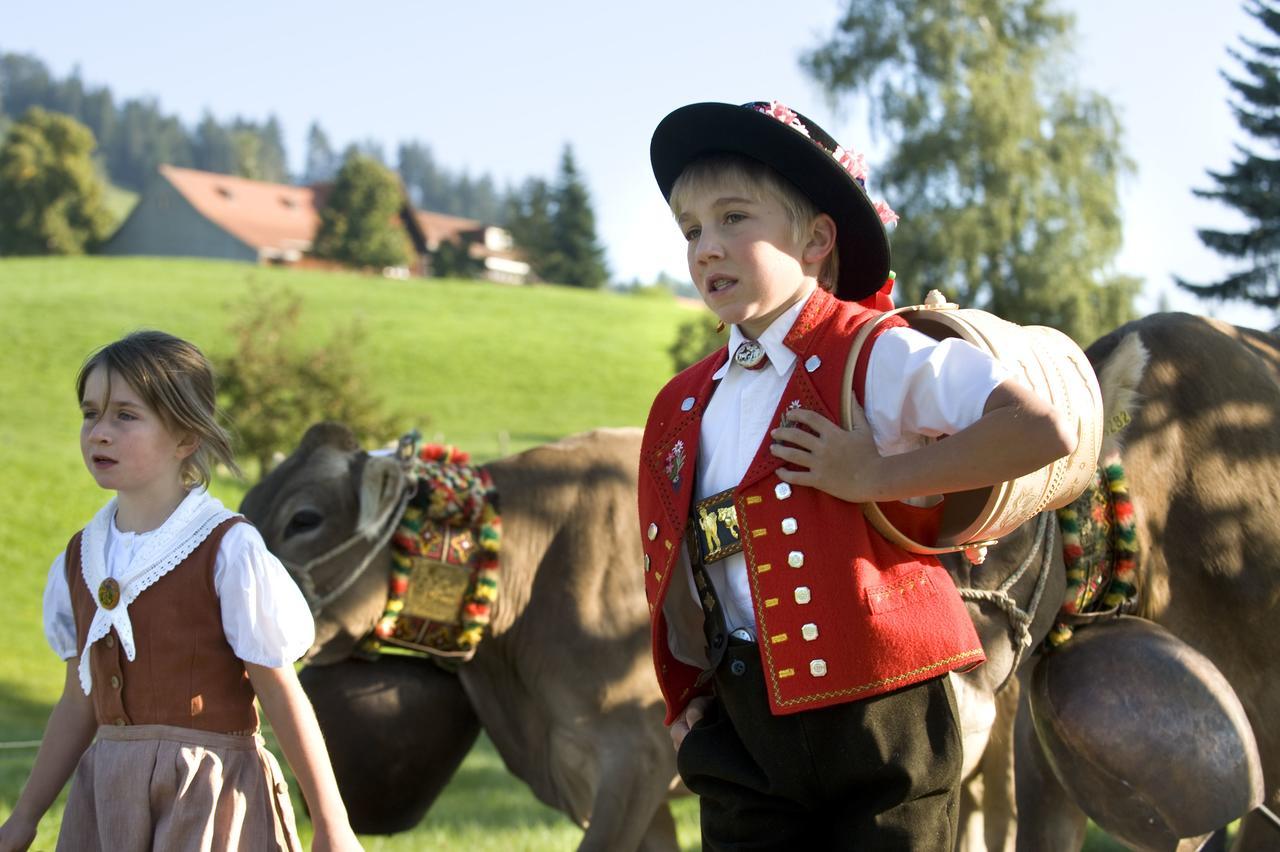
[284,509,324,540]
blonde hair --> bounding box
[77,331,240,488]
[669,153,840,291]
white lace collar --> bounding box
[77,488,236,695]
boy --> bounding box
[637,101,1075,848]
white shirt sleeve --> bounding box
[43,553,78,660]
[864,326,1015,456]
[214,523,315,668]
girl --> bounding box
[0,331,361,852]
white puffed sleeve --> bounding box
[864,326,1015,456]
[214,522,315,667]
[43,553,78,660]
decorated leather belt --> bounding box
[688,488,743,565]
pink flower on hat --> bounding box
[833,145,868,184]
[755,101,811,138]
[753,99,898,230]
[874,200,899,227]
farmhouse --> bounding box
[102,165,530,283]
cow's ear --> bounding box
[356,453,407,539]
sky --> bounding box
[1,0,1270,328]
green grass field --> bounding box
[0,257,1128,849]
[0,256,704,849]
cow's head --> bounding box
[241,422,408,664]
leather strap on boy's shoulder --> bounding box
[786,287,908,408]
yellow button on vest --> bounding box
[794,586,811,604]
[114,718,126,726]
[810,659,828,677]
[787,551,804,568]
[647,523,658,541]
[774,482,792,500]
[104,634,115,649]
[801,623,819,641]
[110,675,121,690]
[781,518,798,535]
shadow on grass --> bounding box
[0,682,54,817]
[0,681,54,739]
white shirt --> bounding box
[43,504,314,669]
[664,292,1014,667]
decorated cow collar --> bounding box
[359,432,501,665]
[1047,453,1140,647]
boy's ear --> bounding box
[802,213,837,266]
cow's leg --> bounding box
[978,682,1021,852]
[542,718,678,852]
[1013,678,1087,851]
[574,741,679,852]
[636,802,680,852]
[952,675,998,844]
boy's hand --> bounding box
[669,696,712,751]
[770,406,884,503]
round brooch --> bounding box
[98,577,121,610]
[734,340,768,371]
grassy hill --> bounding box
[0,256,703,849]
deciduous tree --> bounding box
[804,0,1138,343]
[0,107,112,255]
[312,152,413,270]
[217,288,405,476]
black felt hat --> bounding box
[650,101,892,302]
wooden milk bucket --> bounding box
[842,290,1103,553]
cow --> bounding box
[243,311,1279,850]
[1006,313,1280,850]
[240,426,681,851]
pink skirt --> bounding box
[57,724,303,852]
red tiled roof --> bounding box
[160,165,319,253]
[414,210,483,250]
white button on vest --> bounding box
[680,396,695,411]
[794,586,811,604]
[647,523,658,541]
[801,623,819,641]
[781,517,798,535]
[788,551,804,568]
[809,659,828,677]
[774,482,792,500]
[805,355,821,373]
[644,554,651,571]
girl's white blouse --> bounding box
[43,513,315,668]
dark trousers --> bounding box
[677,639,962,851]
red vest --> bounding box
[638,288,984,723]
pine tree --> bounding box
[1176,0,1280,310]
[193,112,237,174]
[546,145,608,288]
[304,122,338,184]
[312,152,413,270]
[0,107,112,255]
[805,0,1138,343]
[506,177,558,282]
